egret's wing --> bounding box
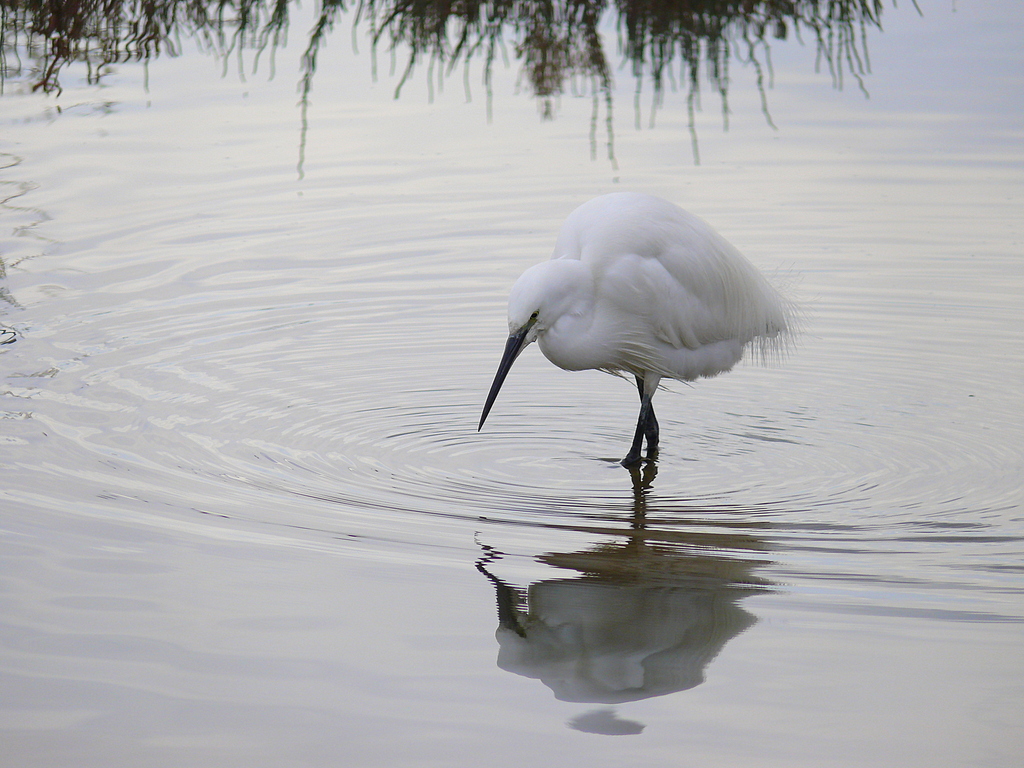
[601,252,726,351]
[557,191,792,360]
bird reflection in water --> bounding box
[475,462,772,734]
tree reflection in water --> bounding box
[1,1,891,162]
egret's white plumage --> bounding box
[479,192,794,465]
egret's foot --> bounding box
[621,451,658,468]
[620,452,643,468]
[621,441,657,467]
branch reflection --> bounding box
[475,462,773,727]
[2,1,891,163]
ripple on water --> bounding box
[2,178,1021,577]
[7,297,1019,541]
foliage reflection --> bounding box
[1,0,892,160]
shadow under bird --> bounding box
[478,192,794,466]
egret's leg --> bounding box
[623,374,661,466]
[640,385,660,455]
[645,407,660,455]
[622,400,651,467]
[633,375,660,453]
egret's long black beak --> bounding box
[478,319,536,431]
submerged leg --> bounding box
[622,374,661,466]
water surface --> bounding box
[1,2,1023,766]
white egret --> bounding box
[478,192,794,466]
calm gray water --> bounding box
[2,2,1023,766]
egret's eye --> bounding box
[530,311,539,320]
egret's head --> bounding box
[507,259,588,341]
[479,259,587,432]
